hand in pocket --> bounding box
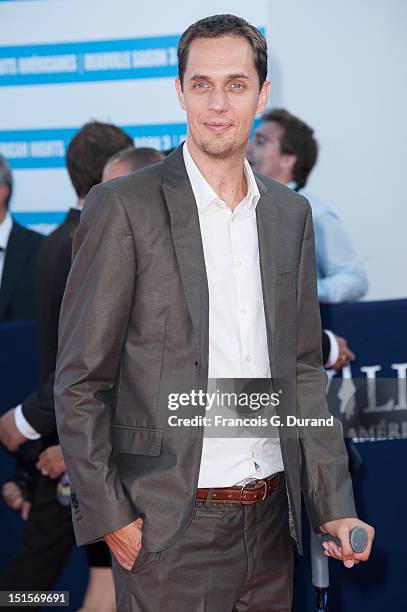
[104,516,144,570]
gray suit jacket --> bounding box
[54,145,356,553]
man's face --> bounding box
[247,121,295,183]
[175,35,270,158]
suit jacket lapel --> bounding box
[162,146,209,366]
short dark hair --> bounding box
[0,153,13,209]
[178,14,267,90]
[262,108,318,188]
[106,147,164,172]
[66,122,133,198]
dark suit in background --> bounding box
[0,210,79,591]
[20,208,81,436]
[0,220,43,321]
[35,209,80,384]
[0,208,109,593]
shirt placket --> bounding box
[229,211,256,378]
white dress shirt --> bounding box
[15,404,41,439]
[183,143,284,487]
[0,212,13,288]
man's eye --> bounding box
[230,82,244,89]
[193,82,208,89]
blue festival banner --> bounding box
[0,35,181,86]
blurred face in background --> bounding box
[175,35,270,159]
[247,120,296,184]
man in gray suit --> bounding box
[55,14,374,611]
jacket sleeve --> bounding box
[296,201,357,530]
[54,184,137,546]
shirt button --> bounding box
[245,355,252,362]
[240,307,247,315]
[234,259,242,267]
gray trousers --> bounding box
[111,475,293,611]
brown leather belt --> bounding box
[196,472,282,505]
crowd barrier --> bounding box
[1,299,406,610]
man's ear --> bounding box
[256,79,271,116]
[175,77,187,112]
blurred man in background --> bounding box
[0,153,43,321]
[247,108,368,304]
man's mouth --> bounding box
[203,122,233,133]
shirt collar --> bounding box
[183,142,260,214]
[0,212,13,250]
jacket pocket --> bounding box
[111,424,163,456]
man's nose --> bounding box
[207,87,229,112]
